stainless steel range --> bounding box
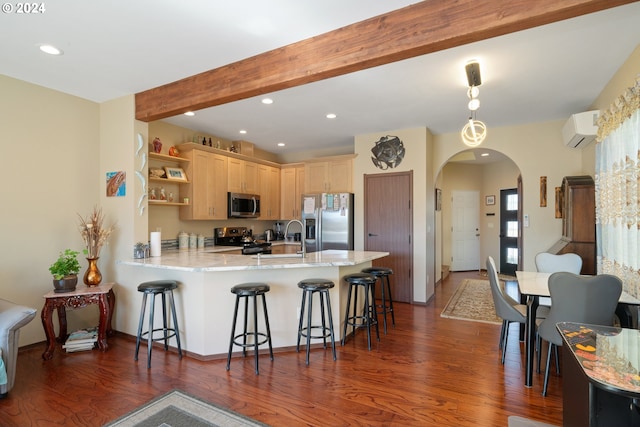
[214,227,272,255]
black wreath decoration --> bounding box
[371,135,405,170]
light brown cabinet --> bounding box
[179,150,228,220]
[304,157,353,193]
[270,244,301,254]
[258,164,281,220]
[228,157,258,194]
[280,164,305,220]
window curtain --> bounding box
[595,74,640,298]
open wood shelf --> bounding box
[148,152,190,163]
[149,177,190,184]
[148,201,189,206]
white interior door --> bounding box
[451,190,480,271]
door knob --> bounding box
[368,233,378,237]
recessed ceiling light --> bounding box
[39,44,63,55]
[261,98,273,105]
[277,142,285,147]
[184,111,195,116]
[326,113,337,119]
[480,152,489,157]
[239,130,247,134]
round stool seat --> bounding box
[231,283,270,296]
[298,279,335,291]
[362,267,393,276]
[344,273,377,284]
[138,280,178,293]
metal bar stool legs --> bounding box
[341,273,379,350]
[226,283,273,375]
[296,279,336,365]
[134,280,183,369]
[362,267,395,334]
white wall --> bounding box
[0,75,100,344]
[434,120,585,272]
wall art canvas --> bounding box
[106,171,126,197]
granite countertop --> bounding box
[118,249,389,272]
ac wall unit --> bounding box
[562,110,600,148]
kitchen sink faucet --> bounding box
[284,219,305,258]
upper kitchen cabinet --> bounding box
[228,157,258,194]
[258,164,281,220]
[280,164,305,220]
[179,148,228,220]
[304,155,355,193]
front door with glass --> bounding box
[499,188,518,275]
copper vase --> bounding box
[83,257,102,286]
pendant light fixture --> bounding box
[461,60,487,147]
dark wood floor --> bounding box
[3,271,563,426]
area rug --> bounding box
[440,279,502,325]
[105,390,270,427]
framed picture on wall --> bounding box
[485,195,495,206]
[435,188,442,211]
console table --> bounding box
[558,322,640,426]
[41,283,115,360]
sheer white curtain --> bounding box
[595,74,640,298]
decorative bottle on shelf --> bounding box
[208,138,212,147]
[202,137,207,145]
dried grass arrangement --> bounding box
[78,206,114,259]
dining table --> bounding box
[515,271,640,388]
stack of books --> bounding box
[63,326,98,352]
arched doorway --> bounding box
[434,148,521,279]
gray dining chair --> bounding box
[487,256,528,364]
[537,272,622,396]
[535,252,582,275]
[534,252,583,372]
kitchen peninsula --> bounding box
[117,249,388,359]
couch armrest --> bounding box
[0,298,37,396]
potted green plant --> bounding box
[49,249,81,293]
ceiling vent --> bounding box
[562,110,600,148]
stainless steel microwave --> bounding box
[228,192,260,218]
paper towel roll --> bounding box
[150,232,162,257]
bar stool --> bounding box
[296,279,337,365]
[341,273,379,350]
[226,282,273,375]
[362,267,395,334]
[134,280,183,369]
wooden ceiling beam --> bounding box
[135,0,635,122]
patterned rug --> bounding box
[105,390,269,427]
[440,279,502,325]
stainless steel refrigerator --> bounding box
[301,193,354,252]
